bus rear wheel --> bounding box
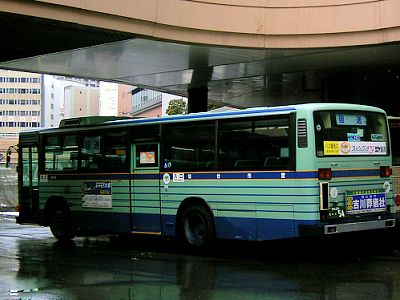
[178,204,215,252]
[49,205,75,241]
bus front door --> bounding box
[131,143,161,235]
[18,145,39,223]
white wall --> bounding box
[99,82,118,116]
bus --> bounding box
[388,117,400,211]
[16,103,397,250]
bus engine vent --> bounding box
[297,119,308,148]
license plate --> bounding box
[346,189,386,215]
[329,206,345,219]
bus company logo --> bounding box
[340,142,351,154]
[163,173,171,185]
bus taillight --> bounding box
[318,168,332,180]
[320,210,328,222]
[380,166,391,178]
[394,195,400,207]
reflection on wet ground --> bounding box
[1,215,400,299]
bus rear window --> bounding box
[314,111,388,157]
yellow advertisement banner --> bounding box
[323,141,387,155]
[323,141,340,155]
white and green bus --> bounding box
[16,103,397,250]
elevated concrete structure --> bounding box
[1,1,400,113]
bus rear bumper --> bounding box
[323,219,396,235]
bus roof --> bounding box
[106,102,386,127]
[59,116,135,128]
[25,102,386,135]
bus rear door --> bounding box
[17,142,39,224]
[130,143,161,235]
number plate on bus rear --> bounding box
[346,189,386,215]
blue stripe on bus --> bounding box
[41,168,380,181]
[164,185,318,189]
[71,210,319,240]
[161,192,319,197]
[216,209,320,215]
[161,199,319,205]
[181,171,316,180]
[332,169,379,177]
[214,217,318,240]
[42,173,131,180]
[71,209,395,241]
[134,174,160,180]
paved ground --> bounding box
[1,215,400,299]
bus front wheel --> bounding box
[178,204,215,252]
[49,205,75,241]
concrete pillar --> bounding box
[187,87,208,113]
[187,46,210,113]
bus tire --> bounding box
[178,204,215,252]
[49,204,75,241]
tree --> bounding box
[207,101,223,111]
[166,99,187,115]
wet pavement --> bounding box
[1,215,400,300]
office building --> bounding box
[0,70,42,163]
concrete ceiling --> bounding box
[1,12,400,107]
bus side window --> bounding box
[218,117,289,170]
[163,121,215,171]
[104,130,128,172]
[44,136,61,171]
[80,134,102,171]
[44,135,78,171]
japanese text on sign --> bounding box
[323,141,387,155]
[346,189,386,214]
[82,181,112,208]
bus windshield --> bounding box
[314,110,389,157]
